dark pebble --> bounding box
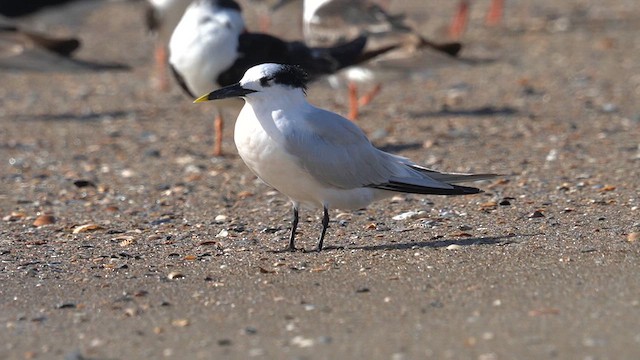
[244,326,258,335]
[64,350,87,360]
[151,217,173,225]
[528,211,545,218]
[73,180,96,188]
[218,339,233,346]
[106,229,126,235]
[355,287,370,293]
[56,303,76,309]
[144,149,161,158]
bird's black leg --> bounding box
[317,206,329,252]
[288,206,299,251]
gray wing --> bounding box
[281,106,464,192]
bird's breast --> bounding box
[233,105,382,210]
[234,107,320,205]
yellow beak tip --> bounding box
[193,94,210,103]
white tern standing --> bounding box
[195,63,498,251]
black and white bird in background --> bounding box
[168,0,398,156]
[292,0,464,120]
[195,63,499,251]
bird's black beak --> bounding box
[193,83,257,103]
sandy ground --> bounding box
[1,0,640,359]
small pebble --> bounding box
[601,103,618,113]
[3,211,26,221]
[392,210,428,221]
[124,308,139,317]
[56,303,76,309]
[482,332,495,340]
[64,350,87,360]
[446,244,462,250]
[244,327,258,335]
[628,232,639,243]
[171,318,190,327]
[167,272,185,280]
[291,335,315,348]
[528,210,545,219]
[33,215,55,227]
[249,348,265,357]
[73,224,103,234]
[217,339,232,346]
[144,149,161,158]
[73,180,95,188]
[120,169,135,178]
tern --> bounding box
[169,0,396,156]
[195,63,498,251]
[300,0,463,120]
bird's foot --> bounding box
[358,84,382,107]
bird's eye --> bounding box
[259,77,271,87]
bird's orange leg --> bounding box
[348,82,359,121]
[153,43,169,91]
[485,0,504,26]
[449,1,469,40]
[358,84,382,107]
[213,113,224,156]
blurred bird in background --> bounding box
[168,0,398,156]
[298,0,463,120]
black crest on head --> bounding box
[269,65,309,92]
[210,0,242,12]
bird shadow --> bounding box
[0,54,130,73]
[454,56,500,66]
[339,233,526,252]
[409,106,519,119]
[9,110,132,122]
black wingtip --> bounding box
[434,42,463,57]
[417,37,463,57]
[370,181,483,196]
[312,36,369,72]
